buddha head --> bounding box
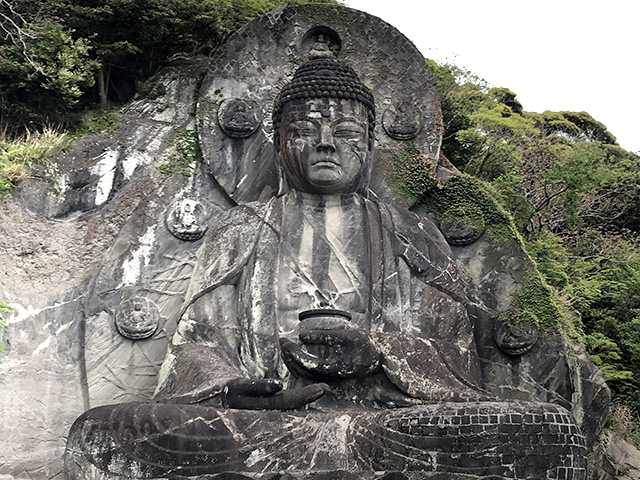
[273,58,375,196]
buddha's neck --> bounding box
[287,190,361,209]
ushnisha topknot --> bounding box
[273,58,376,135]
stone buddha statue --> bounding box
[64,56,587,480]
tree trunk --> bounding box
[97,63,108,107]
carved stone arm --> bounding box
[154,342,243,405]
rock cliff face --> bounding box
[0,4,620,479]
[0,57,221,478]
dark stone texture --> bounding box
[453,235,609,447]
[440,219,484,246]
[571,347,611,448]
[65,402,585,479]
[0,57,226,477]
[493,317,539,356]
[196,4,443,204]
[586,431,640,480]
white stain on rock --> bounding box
[4,299,84,356]
[90,149,119,206]
[245,447,267,468]
[56,173,70,195]
[7,303,43,325]
[120,225,157,286]
[122,151,149,180]
[33,336,51,355]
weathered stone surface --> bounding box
[452,234,610,446]
[165,197,211,241]
[587,431,640,480]
[0,58,230,478]
[571,347,611,448]
[493,316,539,356]
[65,402,586,479]
[0,4,620,479]
[605,434,640,479]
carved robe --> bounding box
[156,190,487,405]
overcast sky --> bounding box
[343,0,639,154]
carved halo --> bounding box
[196,4,443,204]
[494,314,540,356]
[301,26,342,59]
[115,296,160,340]
[165,197,209,241]
[382,102,424,140]
[217,98,262,138]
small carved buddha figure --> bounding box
[64,57,586,480]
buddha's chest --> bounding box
[275,199,370,335]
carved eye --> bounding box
[334,126,363,137]
[289,124,315,136]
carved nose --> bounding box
[316,125,335,153]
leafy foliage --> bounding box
[0,18,98,129]
[0,126,72,194]
[0,0,338,192]
[426,60,486,169]
[429,59,640,412]
[608,401,640,448]
[159,129,203,176]
[420,173,517,243]
[381,143,440,207]
[1,0,340,131]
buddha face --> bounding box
[279,97,371,195]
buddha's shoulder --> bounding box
[219,200,272,223]
[200,200,275,249]
[375,200,445,241]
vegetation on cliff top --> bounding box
[0,0,340,133]
[428,59,640,416]
[0,0,338,192]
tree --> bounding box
[426,60,486,169]
[1,0,340,127]
[428,57,640,414]
[12,0,340,108]
[0,5,97,129]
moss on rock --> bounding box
[380,143,441,207]
[509,270,582,341]
[159,129,203,176]
[420,174,519,244]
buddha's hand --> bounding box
[221,378,329,410]
[280,329,381,379]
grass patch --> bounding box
[0,300,13,358]
[609,401,640,449]
[0,127,72,195]
[70,107,122,137]
[0,107,122,195]
[159,129,203,176]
